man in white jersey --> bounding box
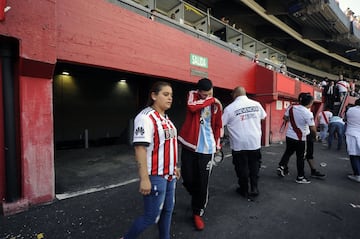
[222,87,266,198]
[277,93,316,184]
[336,77,349,102]
[280,93,325,179]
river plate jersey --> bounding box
[285,105,314,141]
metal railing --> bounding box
[113,0,323,86]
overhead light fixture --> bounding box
[345,49,357,53]
[61,71,70,75]
[120,79,126,83]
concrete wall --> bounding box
[0,0,56,211]
[56,0,257,92]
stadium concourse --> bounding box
[1,140,359,239]
[1,0,360,227]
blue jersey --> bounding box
[196,105,216,154]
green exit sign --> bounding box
[190,54,208,68]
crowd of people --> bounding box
[344,7,360,30]
[319,97,360,181]
[320,74,360,112]
[119,77,360,239]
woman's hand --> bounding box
[175,167,181,180]
[139,178,151,195]
[135,145,151,195]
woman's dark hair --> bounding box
[147,81,172,106]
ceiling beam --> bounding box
[239,0,360,67]
[302,26,330,40]
[264,0,288,15]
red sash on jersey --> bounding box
[321,111,329,124]
[336,82,347,89]
[289,106,302,140]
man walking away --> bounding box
[222,86,267,198]
[277,93,316,184]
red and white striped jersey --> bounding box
[336,80,349,93]
[133,107,178,177]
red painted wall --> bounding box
[277,74,296,97]
[255,71,322,143]
[19,75,54,203]
[0,0,56,63]
[0,0,5,21]
[56,0,256,92]
[0,0,56,208]
[269,100,293,143]
[0,0,326,213]
[255,65,276,102]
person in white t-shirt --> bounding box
[277,93,316,184]
[336,78,349,102]
[317,107,333,143]
[345,99,360,183]
[222,87,267,198]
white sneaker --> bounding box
[295,176,311,184]
[347,175,360,183]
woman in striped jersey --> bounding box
[121,81,180,239]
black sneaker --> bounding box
[277,166,285,177]
[236,188,248,197]
[277,166,289,177]
[236,188,254,201]
[295,176,311,184]
[249,187,259,197]
[311,170,326,179]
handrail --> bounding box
[116,0,286,62]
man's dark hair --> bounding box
[355,98,360,106]
[300,93,314,106]
[298,92,311,102]
[197,78,213,91]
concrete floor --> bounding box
[55,144,138,197]
[2,141,360,239]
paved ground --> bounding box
[1,141,360,239]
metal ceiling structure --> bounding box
[185,0,360,78]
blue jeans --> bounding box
[328,122,345,149]
[350,156,360,175]
[124,176,176,239]
[319,124,328,142]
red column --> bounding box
[0,0,6,21]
